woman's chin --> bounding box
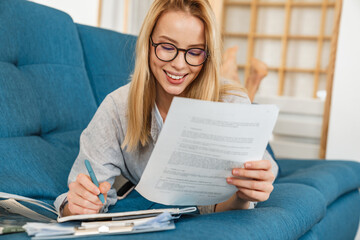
[164,86,186,98]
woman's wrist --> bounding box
[229,193,250,210]
[62,203,72,217]
[215,193,250,212]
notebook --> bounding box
[0,192,196,224]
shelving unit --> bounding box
[220,0,342,159]
[221,0,339,98]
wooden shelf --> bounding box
[224,32,332,41]
[223,0,336,97]
[226,1,283,7]
[237,65,327,74]
[226,1,335,8]
[221,0,342,159]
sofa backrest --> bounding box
[0,0,136,201]
[76,25,137,105]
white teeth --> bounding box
[166,71,184,80]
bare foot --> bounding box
[220,47,268,102]
[246,58,268,102]
[221,46,240,82]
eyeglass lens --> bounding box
[156,43,207,66]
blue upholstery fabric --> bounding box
[76,25,137,105]
[277,160,360,205]
[1,1,360,240]
[0,0,97,136]
[300,189,360,240]
[0,0,97,201]
[267,143,281,177]
[3,183,359,240]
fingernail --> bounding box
[245,163,251,168]
[233,169,239,175]
[227,178,232,183]
[95,188,100,194]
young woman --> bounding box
[55,0,278,216]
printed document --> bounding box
[136,97,279,205]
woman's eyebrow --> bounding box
[157,35,205,48]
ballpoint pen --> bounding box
[84,159,105,204]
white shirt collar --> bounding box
[154,103,164,129]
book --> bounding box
[0,192,196,224]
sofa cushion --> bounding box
[300,189,360,240]
[0,0,97,136]
[0,131,82,201]
[277,160,360,205]
[76,25,137,105]
[0,0,97,200]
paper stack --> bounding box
[23,212,176,239]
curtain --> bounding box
[100,0,154,35]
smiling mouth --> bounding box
[164,70,187,80]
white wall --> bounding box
[326,0,360,162]
[100,0,153,35]
[29,0,99,27]
[100,0,126,33]
[326,1,360,235]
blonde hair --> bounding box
[123,0,245,151]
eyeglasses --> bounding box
[150,37,208,66]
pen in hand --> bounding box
[84,159,105,204]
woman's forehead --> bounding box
[152,10,205,46]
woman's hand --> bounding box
[228,159,275,202]
[63,173,111,216]
[215,159,275,212]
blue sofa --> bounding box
[1,1,359,239]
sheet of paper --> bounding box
[136,97,279,206]
[26,213,176,239]
[23,222,75,237]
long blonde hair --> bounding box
[123,0,245,151]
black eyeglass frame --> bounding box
[150,36,208,67]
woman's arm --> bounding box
[55,94,126,216]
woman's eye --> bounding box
[188,49,203,57]
[160,44,175,51]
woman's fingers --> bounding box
[66,173,111,215]
[235,188,271,202]
[244,160,271,170]
[99,181,111,194]
[66,189,102,215]
[232,168,275,181]
[227,178,274,193]
[227,159,275,203]
[99,181,111,203]
[69,181,103,206]
[66,201,99,215]
[76,173,101,196]
[67,189,102,211]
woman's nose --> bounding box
[170,51,187,69]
